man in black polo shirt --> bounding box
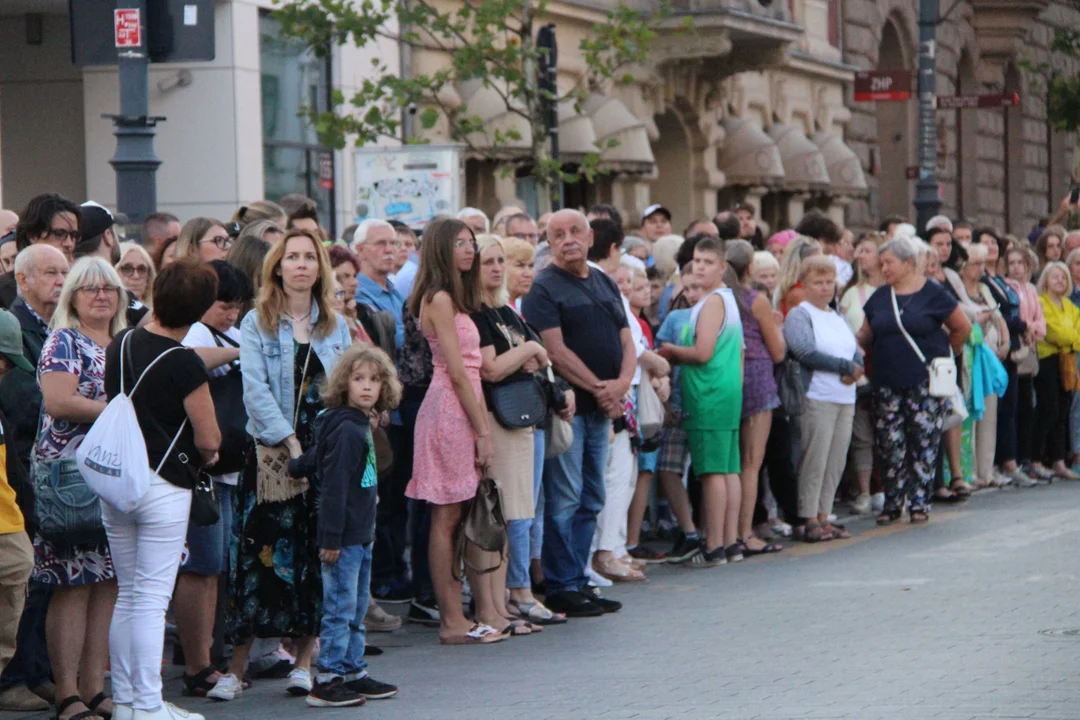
[522,209,636,618]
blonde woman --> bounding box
[233,201,288,231]
[774,235,822,317]
[750,251,779,295]
[116,242,156,326]
[33,258,127,720]
[175,218,232,264]
[1033,262,1080,480]
[212,230,353,700]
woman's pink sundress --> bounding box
[406,312,483,505]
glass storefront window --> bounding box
[259,12,335,234]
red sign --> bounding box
[905,166,918,180]
[114,8,141,48]
[854,71,913,102]
[936,93,1020,109]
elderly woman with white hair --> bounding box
[652,234,685,325]
[858,236,971,525]
[456,207,490,235]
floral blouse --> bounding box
[35,328,107,460]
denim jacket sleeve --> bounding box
[240,311,294,446]
[782,306,857,379]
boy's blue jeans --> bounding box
[318,542,373,680]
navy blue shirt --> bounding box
[522,265,627,415]
[863,281,957,389]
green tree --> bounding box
[1023,28,1080,184]
[274,0,675,209]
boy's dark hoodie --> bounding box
[288,407,377,551]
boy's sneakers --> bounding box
[305,678,365,708]
[206,673,243,702]
[666,532,702,563]
[286,667,313,696]
[344,674,398,700]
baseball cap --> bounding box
[79,201,115,241]
[0,310,34,373]
[641,204,671,223]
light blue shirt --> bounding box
[390,258,418,302]
[356,273,405,348]
[656,308,691,411]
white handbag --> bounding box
[891,287,958,399]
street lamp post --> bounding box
[913,0,941,231]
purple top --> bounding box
[742,288,771,361]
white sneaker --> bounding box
[286,667,313,696]
[585,565,613,588]
[113,705,134,720]
[207,673,243,701]
[852,493,872,515]
[871,493,885,513]
[132,703,204,720]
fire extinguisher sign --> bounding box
[114,8,142,48]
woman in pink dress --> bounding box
[405,218,501,645]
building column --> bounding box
[826,196,850,227]
[612,173,654,230]
[786,191,811,228]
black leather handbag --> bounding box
[490,374,547,429]
[32,455,105,545]
[190,472,220,527]
[208,328,250,474]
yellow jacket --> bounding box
[1037,295,1080,359]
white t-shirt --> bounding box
[182,322,242,484]
[831,256,854,289]
[800,301,857,405]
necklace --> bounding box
[284,310,312,324]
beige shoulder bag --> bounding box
[256,343,313,504]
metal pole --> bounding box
[913,0,940,230]
[537,24,560,213]
[106,0,163,226]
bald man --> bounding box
[0,211,17,238]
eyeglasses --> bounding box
[511,232,540,242]
[454,239,478,250]
[118,264,150,278]
[48,228,81,243]
[199,236,234,251]
[77,285,120,298]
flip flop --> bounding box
[507,600,567,626]
[504,615,543,633]
[440,623,506,645]
[500,620,533,637]
[740,538,783,556]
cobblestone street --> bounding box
[9,481,1080,720]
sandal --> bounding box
[876,510,902,526]
[182,666,219,697]
[803,523,831,543]
[592,556,645,582]
[949,482,972,498]
[500,620,533,637]
[739,537,783,556]
[910,510,930,524]
[84,694,112,720]
[824,524,851,539]
[440,623,506,645]
[507,600,567,625]
[504,615,543,633]
[55,696,99,720]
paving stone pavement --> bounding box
[5,482,1080,720]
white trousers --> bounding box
[593,430,635,554]
[102,476,191,711]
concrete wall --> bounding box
[0,12,86,212]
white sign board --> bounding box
[353,145,464,227]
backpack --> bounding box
[452,475,507,581]
[76,331,188,512]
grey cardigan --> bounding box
[782,304,864,395]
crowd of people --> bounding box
[0,188,1078,719]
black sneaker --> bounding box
[305,678,365,708]
[688,543,727,569]
[406,597,440,626]
[543,590,604,618]
[344,675,398,700]
[579,586,622,613]
[666,533,702,563]
[372,581,414,604]
[627,545,667,564]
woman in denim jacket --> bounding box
[212,230,352,702]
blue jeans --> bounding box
[542,413,609,594]
[507,428,545,589]
[318,543,372,679]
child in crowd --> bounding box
[659,238,745,566]
[750,251,780,295]
[289,344,403,708]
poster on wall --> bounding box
[353,145,464,227]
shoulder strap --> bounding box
[208,325,240,348]
[293,343,314,430]
[891,287,926,364]
[567,269,625,330]
[121,329,190,475]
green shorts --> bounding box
[686,428,740,475]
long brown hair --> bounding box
[408,218,482,316]
[174,217,227,262]
[255,230,337,337]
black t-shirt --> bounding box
[521,264,627,415]
[104,328,211,489]
[863,281,958,390]
[126,297,150,328]
[471,304,533,407]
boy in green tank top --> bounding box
[657,237,744,568]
